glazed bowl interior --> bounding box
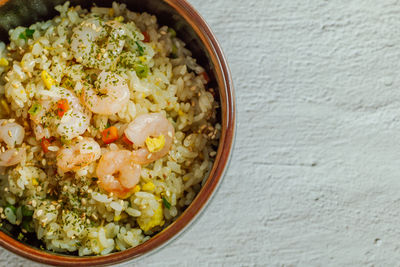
[0,0,235,265]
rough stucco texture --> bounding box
[3,0,400,266]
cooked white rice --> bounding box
[0,2,220,256]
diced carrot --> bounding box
[200,72,210,84]
[56,99,69,118]
[102,126,119,144]
[41,137,54,153]
[142,31,150,42]
[122,134,133,145]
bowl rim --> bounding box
[0,0,236,265]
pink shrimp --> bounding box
[124,113,175,165]
[96,150,141,198]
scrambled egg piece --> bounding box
[41,70,55,89]
[142,182,155,192]
[137,200,164,232]
[145,135,165,153]
[0,58,8,67]
[133,185,141,193]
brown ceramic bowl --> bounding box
[0,0,235,265]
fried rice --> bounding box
[0,2,220,255]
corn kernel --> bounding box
[41,70,55,89]
[0,58,8,67]
[142,182,155,192]
[32,178,38,186]
[145,135,165,153]
[178,109,184,116]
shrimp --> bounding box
[124,113,175,165]
[0,148,26,166]
[57,137,101,173]
[96,150,141,198]
[30,86,91,140]
[71,18,126,70]
[0,120,26,166]
[81,71,130,115]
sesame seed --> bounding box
[7,130,12,137]
[4,76,10,82]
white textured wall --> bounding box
[3,0,400,266]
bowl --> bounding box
[0,0,235,265]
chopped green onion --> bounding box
[21,205,33,217]
[105,121,111,129]
[25,29,35,38]
[19,28,35,41]
[162,196,171,209]
[6,204,16,214]
[134,62,149,79]
[60,136,71,145]
[135,41,145,56]
[4,205,16,224]
[168,28,176,38]
[21,220,34,232]
[17,233,24,240]
[170,43,178,59]
[28,103,41,115]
